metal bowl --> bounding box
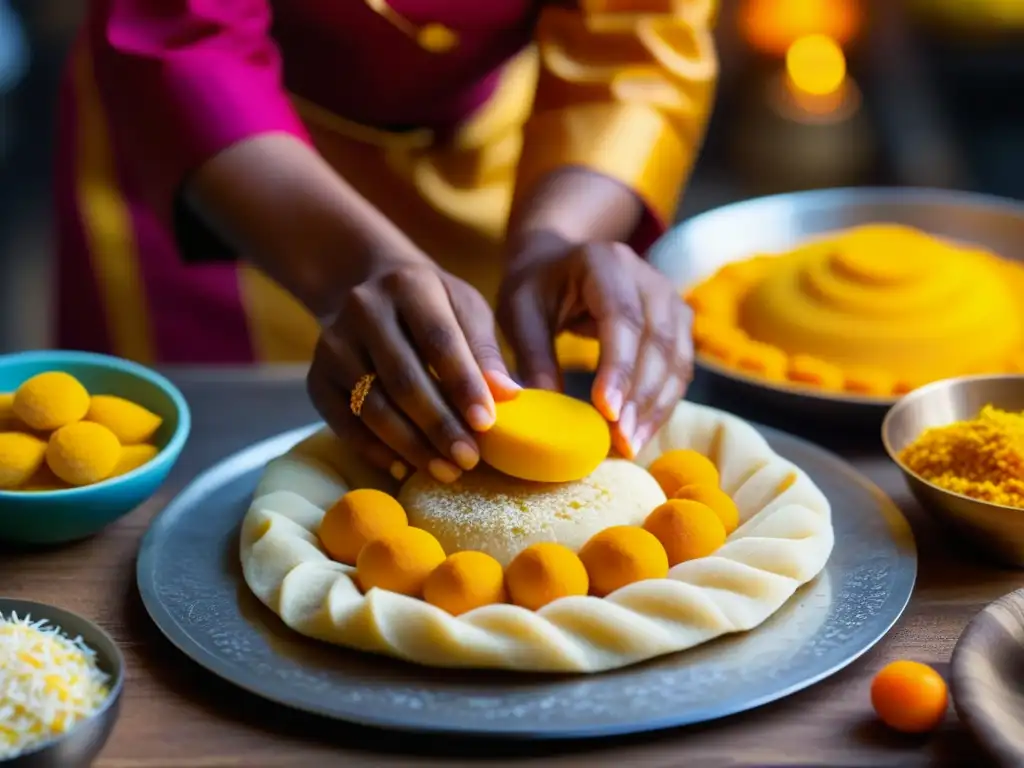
[881,375,1024,566]
[648,187,1024,421]
[0,599,124,767]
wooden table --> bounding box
[0,367,1011,767]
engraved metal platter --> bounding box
[649,187,1024,422]
[137,422,916,739]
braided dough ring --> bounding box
[240,401,834,673]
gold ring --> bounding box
[350,373,376,417]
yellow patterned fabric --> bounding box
[517,0,719,225]
[240,2,718,365]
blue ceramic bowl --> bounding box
[0,351,190,545]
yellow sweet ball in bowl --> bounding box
[46,422,121,487]
[647,449,720,497]
[0,350,190,545]
[319,488,408,565]
[13,372,90,431]
[0,433,47,489]
[423,551,507,615]
[505,542,589,610]
[0,393,17,429]
[356,527,446,597]
[86,395,163,445]
[110,444,160,479]
[643,500,727,566]
[578,526,669,597]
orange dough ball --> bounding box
[13,372,90,431]
[477,389,610,483]
[643,500,727,566]
[319,488,408,565]
[505,542,589,610]
[578,525,669,597]
[46,422,121,487]
[647,449,719,497]
[423,551,507,615]
[870,660,948,734]
[86,394,163,445]
[673,484,740,534]
[356,526,445,597]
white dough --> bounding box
[239,401,834,673]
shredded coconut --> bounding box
[0,612,111,758]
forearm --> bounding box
[184,133,427,319]
[505,168,645,267]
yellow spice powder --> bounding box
[899,405,1024,508]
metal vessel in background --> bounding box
[650,187,1024,422]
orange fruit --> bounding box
[355,527,446,597]
[423,551,507,615]
[673,484,740,534]
[505,542,589,610]
[647,449,719,497]
[578,526,669,597]
[319,489,408,565]
[870,660,948,734]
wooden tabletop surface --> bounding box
[0,367,1010,767]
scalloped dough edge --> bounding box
[240,401,834,672]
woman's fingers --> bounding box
[350,292,480,473]
[631,296,694,452]
[305,367,407,481]
[392,272,501,435]
[446,278,521,404]
[580,244,644,426]
[500,284,561,391]
[310,330,463,483]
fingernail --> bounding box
[450,441,479,471]
[429,458,462,483]
[486,370,522,393]
[618,403,637,443]
[604,388,623,422]
[631,426,648,458]
[389,461,408,481]
[466,404,494,431]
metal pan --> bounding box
[649,187,1024,422]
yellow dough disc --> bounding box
[476,389,610,483]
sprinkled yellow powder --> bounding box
[898,405,1024,508]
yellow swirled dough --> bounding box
[398,459,666,567]
[738,225,1023,385]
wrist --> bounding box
[504,229,575,275]
[186,133,431,319]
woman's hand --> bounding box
[308,262,519,484]
[498,242,693,459]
